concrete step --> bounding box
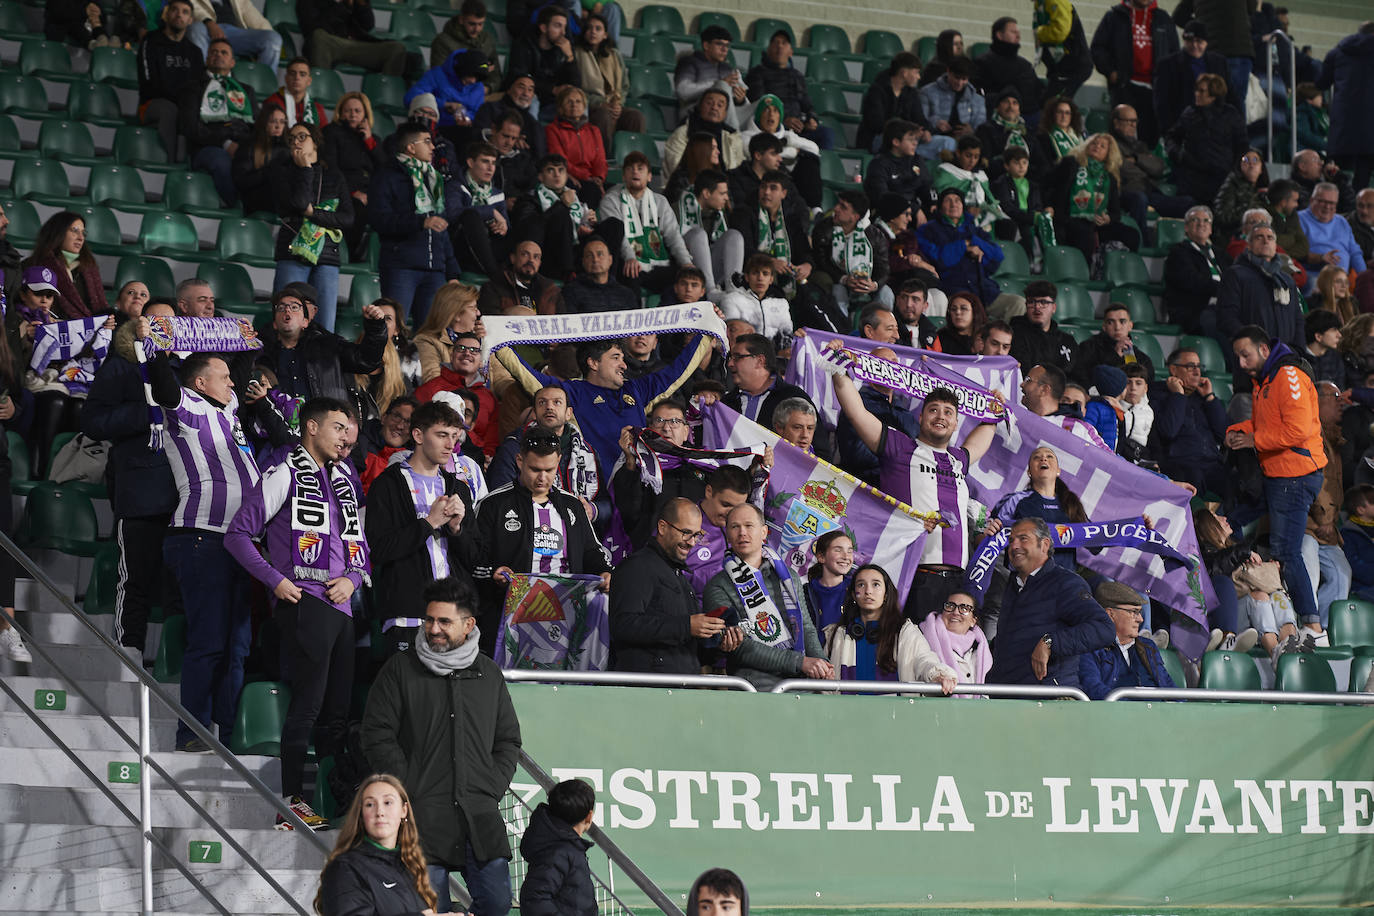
[24,642,146,683]
[18,605,115,646]
[0,711,178,751]
[1,748,279,792]
[0,784,288,831]
[2,864,318,913]
[0,676,181,720]
[0,824,326,871]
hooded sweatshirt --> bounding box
[517,803,596,916]
[739,93,819,164]
[405,49,489,127]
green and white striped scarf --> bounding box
[399,154,443,216]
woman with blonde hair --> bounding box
[354,298,410,417]
[1315,265,1357,323]
[1048,132,1139,262]
[324,91,387,264]
[316,773,440,916]
[413,282,481,383]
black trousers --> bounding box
[277,593,354,799]
[114,513,180,650]
[30,391,81,479]
[452,209,510,277]
[903,565,963,625]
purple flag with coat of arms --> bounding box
[497,573,610,670]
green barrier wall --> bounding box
[508,685,1374,911]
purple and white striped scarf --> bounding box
[284,444,370,585]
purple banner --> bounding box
[497,573,610,671]
[140,315,264,356]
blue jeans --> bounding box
[428,842,512,916]
[273,260,339,332]
[187,22,283,68]
[381,266,446,327]
[164,532,249,748]
[1264,470,1324,626]
[802,124,836,151]
[1301,535,1352,627]
[1228,56,1253,117]
[191,146,236,206]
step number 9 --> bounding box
[108,761,141,783]
[34,689,67,710]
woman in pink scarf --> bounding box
[920,590,992,685]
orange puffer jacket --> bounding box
[1227,344,1326,479]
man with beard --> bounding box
[488,385,608,528]
[477,239,565,314]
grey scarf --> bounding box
[414,626,482,675]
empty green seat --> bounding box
[198,262,258,310]
[968,41,991,60]
[90,46,138,87]
[916,36,937,61]
[1112,285,1160,326]
[624,65,674,104]
[71,204,123,255]
[1130,332,1167,376]
[163,170,227,217]
[806,25,851,54]
[84,541,121,616]
[1054,283,1095,324]
[637,5,685,35]
[862,30,904,59]
[1199,650,1262,691]
[634,35,678,66]
[386,7,432,41]
[1154,217,1186,250]
[810,84,851,118]
[113,126,176,171]
[155,614,186,683]
[38,120,98,164]
[19,40,76,79]
[18,482,103,557]
[0,114,29,159]
[114,256,177,298]
[233,61,278,100]
[348,273,382,312]
[0,4,28,38]
[10,159,70,203]
[1275,653,1337,693]
[996,242,1030,277]
[67,81,126,126]
[1350,655,1373,693]
[138,212,201,256]
[0,74,51,116]
[1179,335,1227,377]
[230,681,290,755]
[807,57,855,87]
[1084,109,1111,135]
[309,68,346,107]
[362,73,407,114]
[1045,245,1091,284]
[750,18,793,44]
[862,57,887,84]
[1158,648,1188,689]
[611,131,661,169]
[695,13,741,41]
[1105,249,1152,288]
[263,0,298,28]
[86,164,158,212]
[6,431,36,495]
[217,217,278,266]
[1328,599,1374,651]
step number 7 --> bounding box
[189,841,222,863]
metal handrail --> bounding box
[770,679,1091,701]
[1105,686,1374,704]
[1263,29,1298,166]
[517,749,686,916]
[0,531,329,914]
[503,669,758,692]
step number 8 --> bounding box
[34,689,67,710]
[108,762,141,784]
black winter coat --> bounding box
[986,560,1115,687]
[1090,3,1179,87]
[1171,0,1252,57]
[810,216,890,288]
[1162,239,1228,333]
[1215,252,1302,355]
[364,462,476,626]
[250,318,389,403]
[322,121,388,197]
[561,275,640,313]
[728,202,813,267]
[273,162,355,267]
[518,804,597,916]
[137,30,204,104]
[232,141,288,215]
[178,76,256,156]
[608,541,705,674]
[369,157,462,274]
[1147,382,1229,467]
[1009,315,1079,374]
[1152,48,1230,128]
[990,172,1044,236]
[610,462,709,552]
[298,0,377,41]
[745,60,816,121]
[857,71,929,152]
[317,843,430,916]
[864,152,934,216]
[1317,30,1374,158]
[1164,102,1248,203]
[360,650,522,868]
[973,41,1045,116]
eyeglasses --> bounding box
[663,520,706,543]
[1240,155,1262,164]
[274,301,304,313]
[453,344,481,355]
[1109,606,1144,617]
[725,352,759,364]
[942,601,976,617]
[649,416,688,427]
[1026,297,1055,306]
[1312,197,1339,207]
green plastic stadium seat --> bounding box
[862,30,904,59]
[1130,332,1166,376]
[0,114,30,159]
[10,159,71,204]
[611,131,661,169]
[1105,249,1151,287]
[695,13,741,41]
[233,61,278,100]
[1113,285,1160,326]
[634,35,678,66]
[6,432,36,495]
[263,0,298,29]
[806,25,851,54]
[348,273,382,312]
[1199,650,1262,691]
[1154,217,1186,250]
[230,681,290,755]
[1,199,40,247]
[163,170,229,217]
[807,57,855,87]
[38,120,98,164]
[19,40,76,79]
[309,68,346,107]
[71,204,123,255]
[0,74,52,116]
[84,541,120,616]
[1045,245,1091,284]
[155,614,185,683]
[1158,648,1188,689]
[810,84,852,119]
[1179,335,1226,377]
[750,18,794,45]
[113,126,176,171]
[968,41,991,60]
[1085,109,1111,135]
[386,7,433,41]
[198,262,258,311]
[362,73,407,115]
[916,36,937,61]
[86,164,157,212]
[115,256,177,298]
[1206,374,1233,403]
[18,482,102,557]
[637,5,685,36]
[1350,655,1373,692]
[138,212,201,256]
[1328,599,1374,651]
[67,81,126,126]
[638,104,666,133]
[217,218,277,266]
[1054,283,1095,324]
[0,4,28,38]
[996,242,1030,277]
[1275,653,1337,693]
[335,311,364,340]
[89,47,138,88]
[624,65,675,104]
[862,58,888,84]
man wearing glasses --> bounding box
[609,497,739,674]
[255,283,389,404]
[416,331,498,458]
[1009,280,1079,375]
[1298,182,1368,282]
[1149,347,1231,500]
[720,334,816,437]
[1215,224,1303,357]
[1162,205,1228,335]
[1077,581,1175,699]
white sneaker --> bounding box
[0,627,31,663]
[1152,628,1169,650]
[1206,628,1225,652]
[1305,628,1329,648]
[1233,628,1259,653]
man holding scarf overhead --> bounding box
[704,503,830,689]
[226,397,370,830]
[179,37,256,207]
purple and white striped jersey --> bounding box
[879,428,973,568]
[530,499,570,574]
[163,388,261,533]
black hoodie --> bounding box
[317,842,430,916]
[517,803,596,916]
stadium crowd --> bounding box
[5,1,1374,898]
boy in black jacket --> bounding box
[990,146,1045,258]
[519,779,597,916]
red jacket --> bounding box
[415,367,499,458]
[545,118,606,183]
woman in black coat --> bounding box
[233,105,289,216]
[273,122,354,333]
[323,92,389,264]
[1164,73,1248,207]
[317,774,438,916]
